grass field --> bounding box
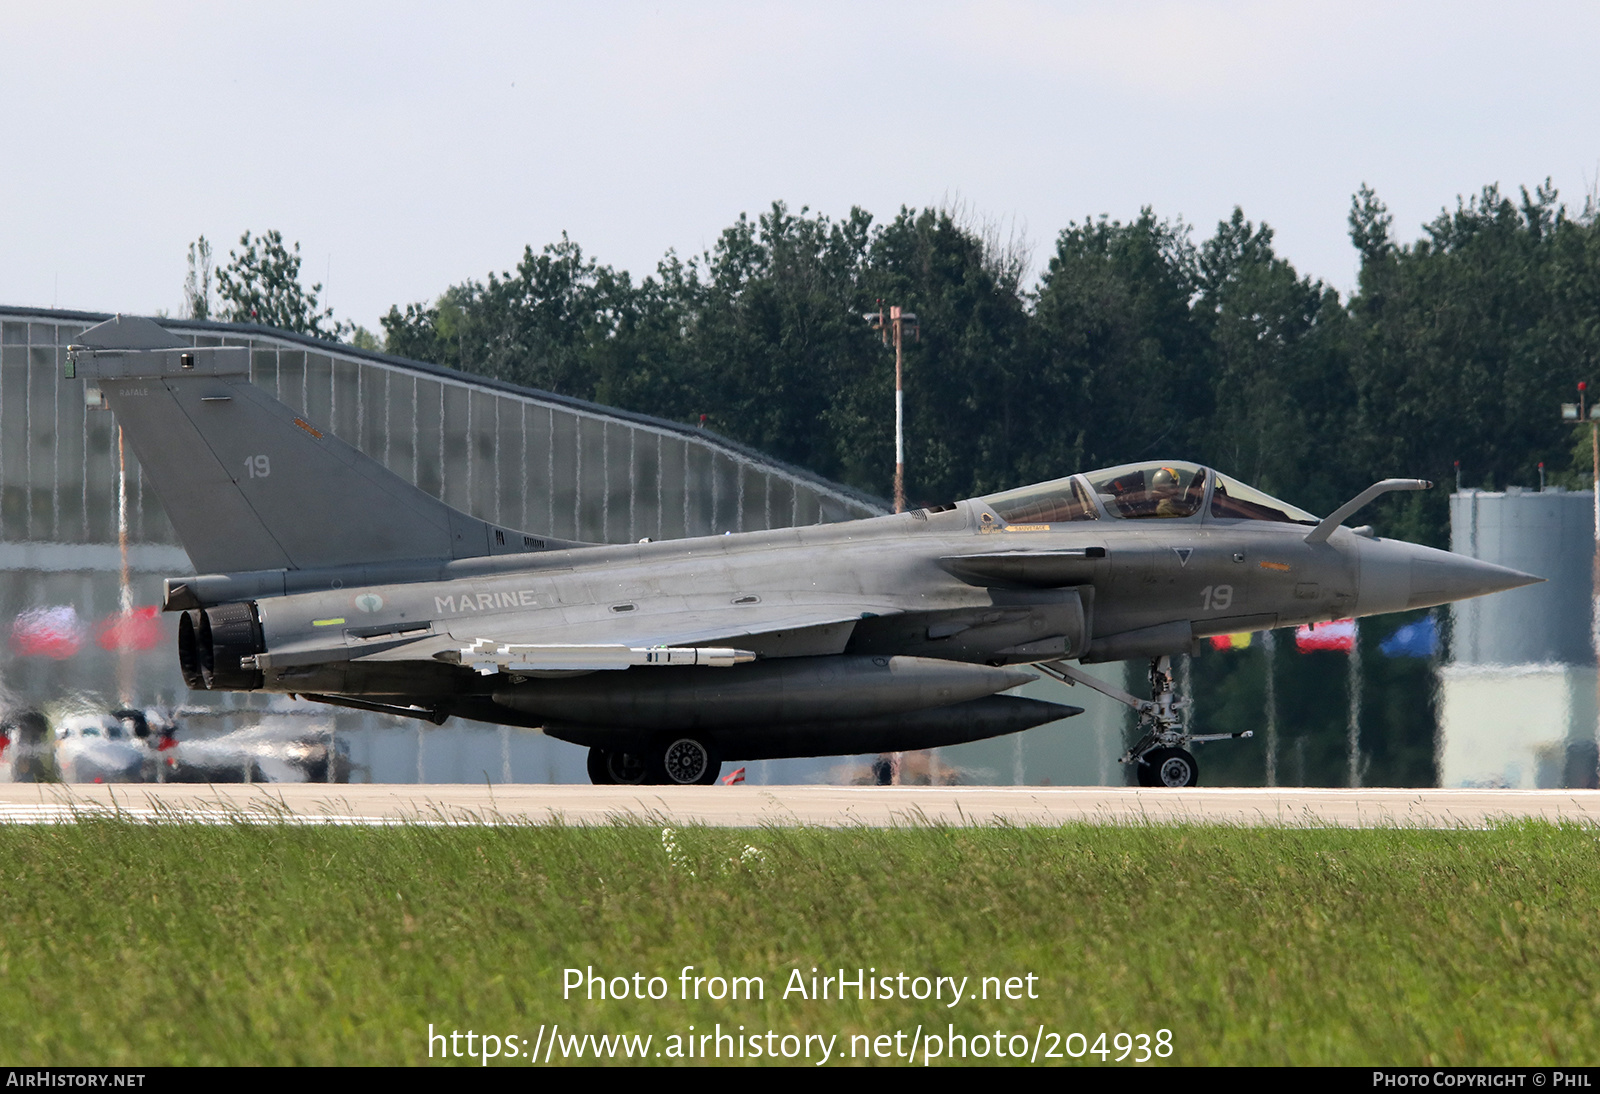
[1,817,1596,1066]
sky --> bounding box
[4,1,1598,332]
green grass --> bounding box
[0,818,1596,1065]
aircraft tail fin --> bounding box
[70,316,585,575]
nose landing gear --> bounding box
[1036,655,1252,788]
[1137,746,1201,788]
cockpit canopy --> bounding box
[979,461,1319,526]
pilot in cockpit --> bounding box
[1150,467,1186,518]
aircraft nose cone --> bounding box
[1356,538,1544,617]
[1406,551,1543,610]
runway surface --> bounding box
[0,783,1597,827]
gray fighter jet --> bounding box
[67,315,1540,787]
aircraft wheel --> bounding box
[605,749,650,785]
[586,747,614,785]
[656,737,720,786]
[1138,747,1200,788]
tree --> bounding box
[1344,182,1592,542]
[1032,210,1207,474]
[214,230,345,340]
[182,236,212,320]
[380,234,638,395]
[679,204,880,487]
[1194,208,1355,515]
[861,206,1035,501]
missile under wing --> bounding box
[68,316,1539,787]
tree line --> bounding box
[197,182,1600,548]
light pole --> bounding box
[865,302,919,513]
[864,302,920,786]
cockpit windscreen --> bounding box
[983,476,1099,524]
[1084,462,1207,519]
[1209,473,1319,525]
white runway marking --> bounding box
[0,784,1597,827]
[0,802,397,826]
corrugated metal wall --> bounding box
[1450,488,1595,666]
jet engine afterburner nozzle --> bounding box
[183,602,266,691]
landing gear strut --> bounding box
[1036,655,1252,788]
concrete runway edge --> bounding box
[0,784,1598,827]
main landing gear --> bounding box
[587,737,722,786]
[1036,655,1252,788]
[586,747,649,785]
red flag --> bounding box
[95,606,164,651]
[1295,618,1355,652]
[10,606,86,658]
[719,767,746,786]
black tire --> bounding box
[1138,747,1200,788]
[605,750,650,785]
[586,747,614,785]
[654,737,720,786]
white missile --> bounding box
[458,639,756,674]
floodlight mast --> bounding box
[863,301,921,785]
[864,301,919,513]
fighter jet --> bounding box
[67,315,1540,787]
